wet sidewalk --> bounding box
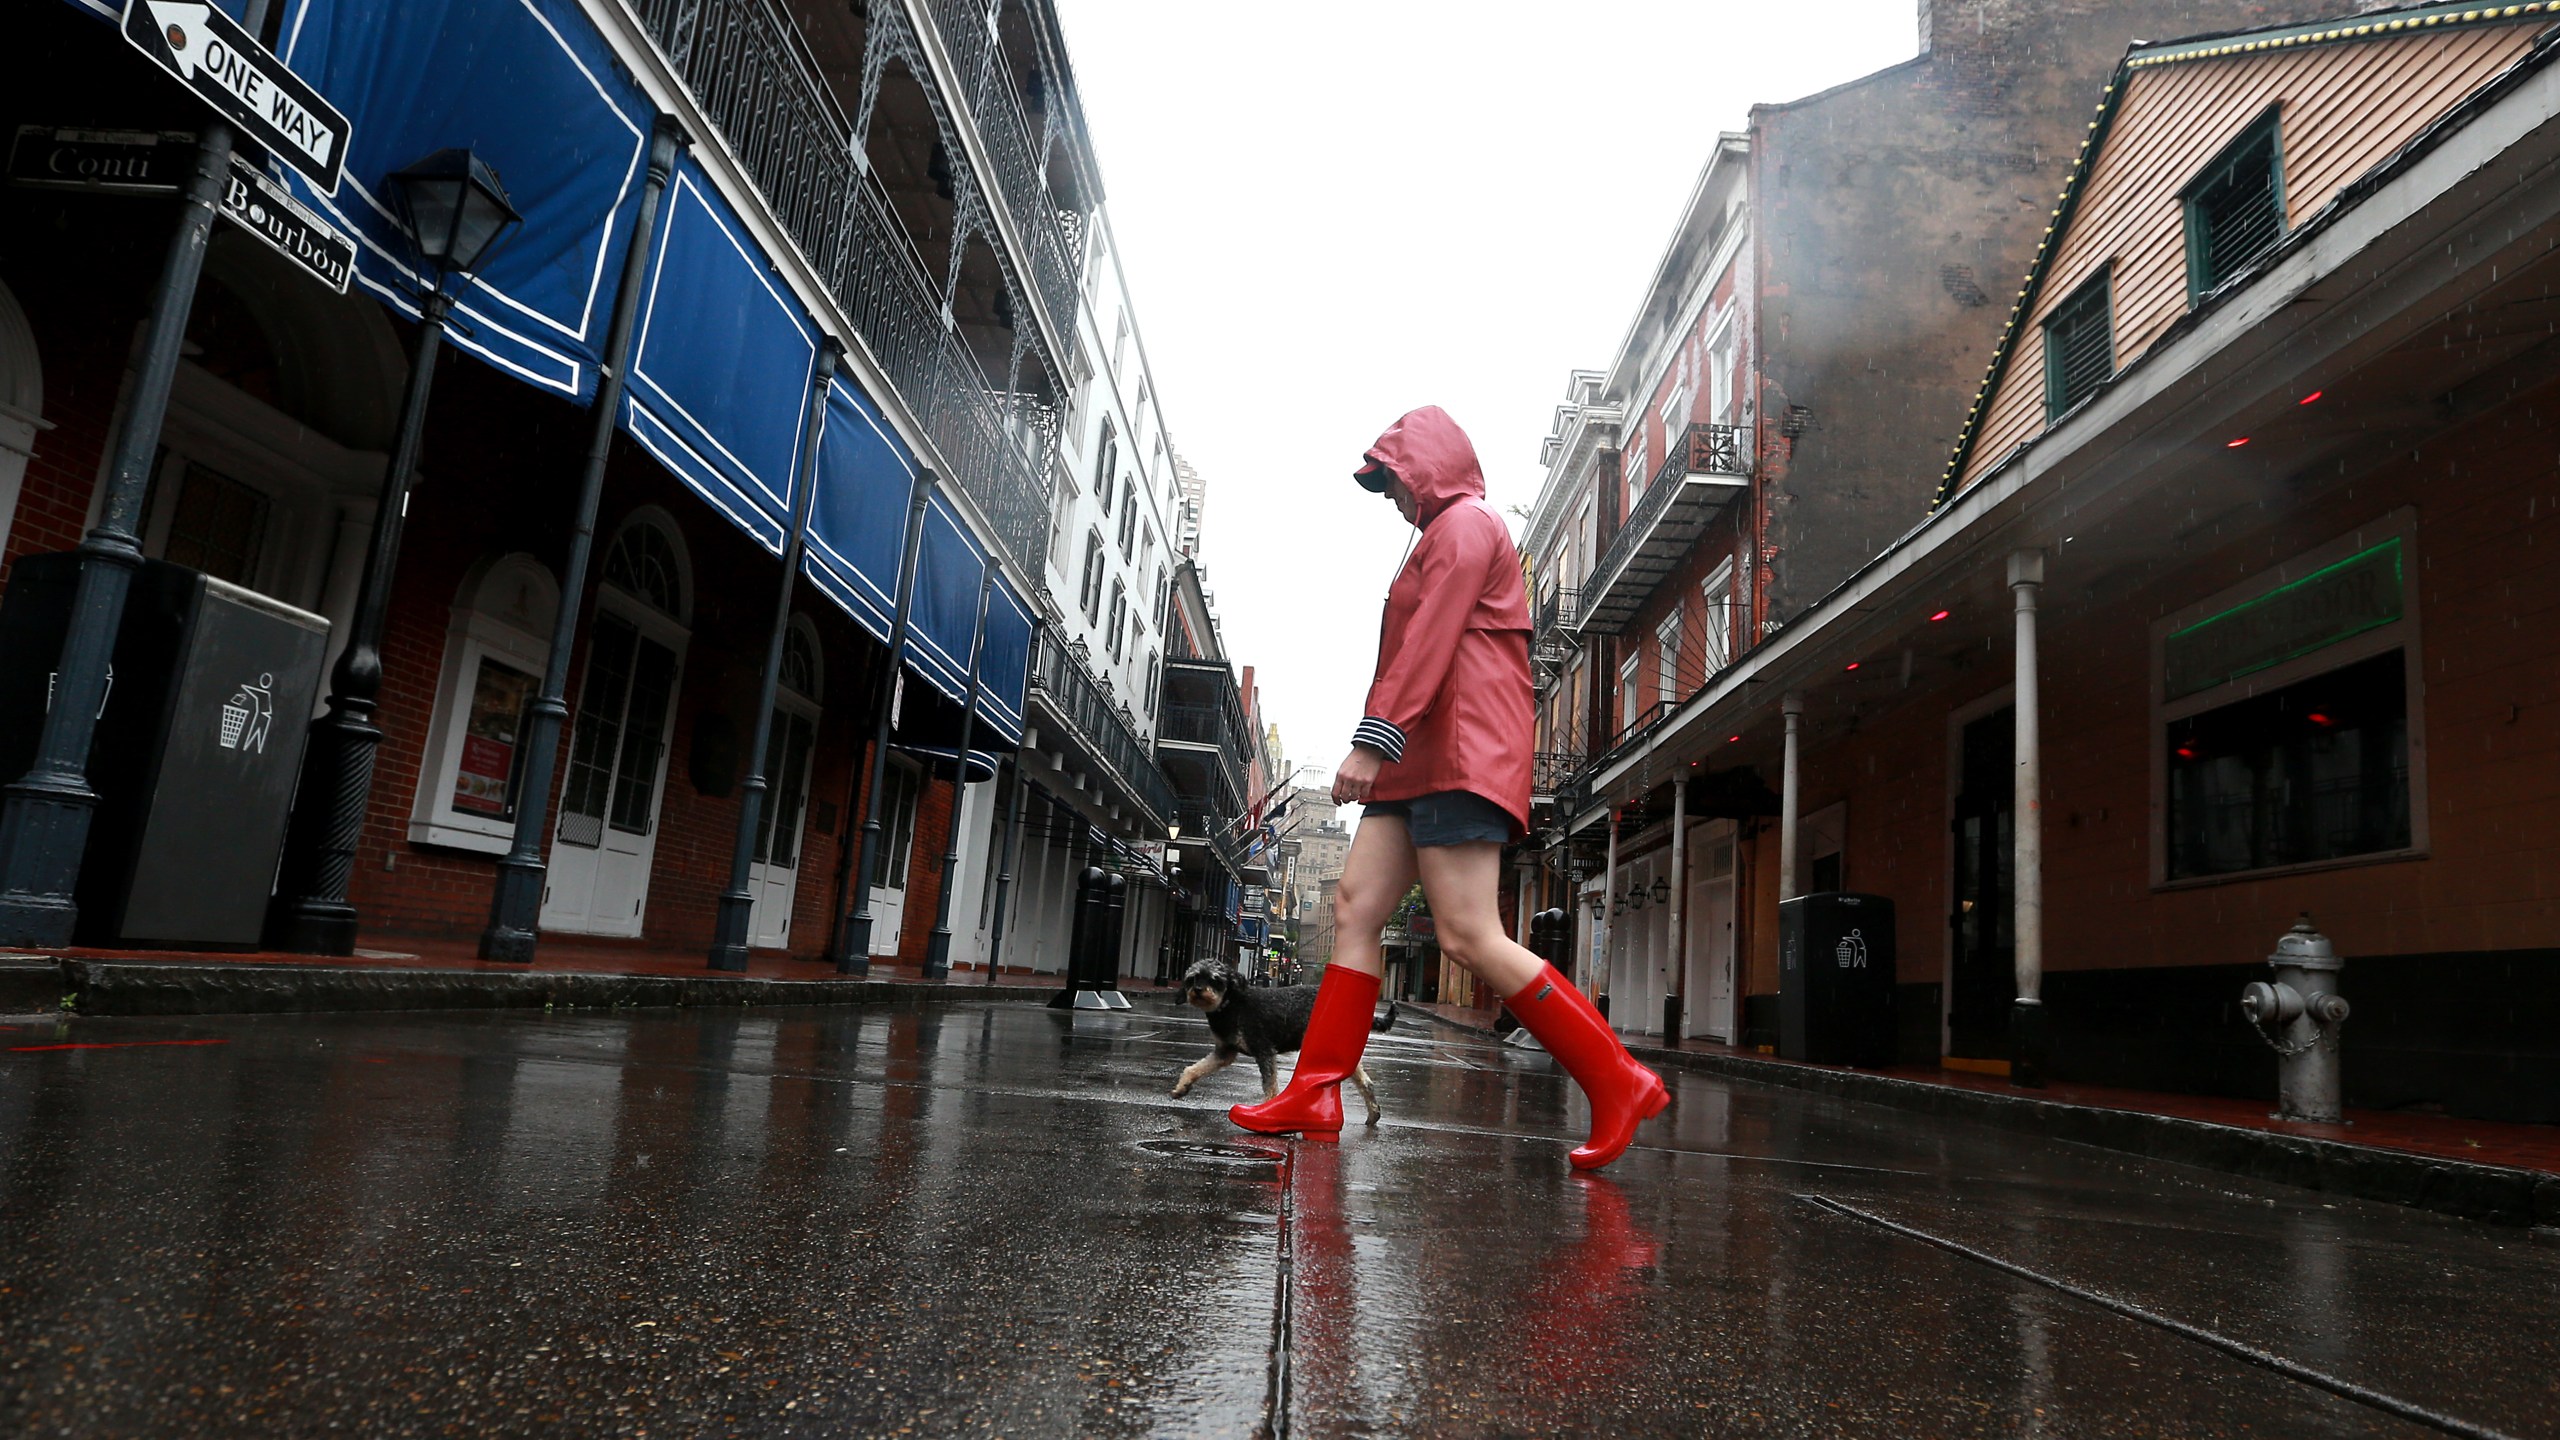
[1412,998,2560,1225]
[2,998,2553,1437]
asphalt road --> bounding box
[0,999,2551,1438]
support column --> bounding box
[832,470,936,973]
[481,115,688,962]
[1597,804,1619,1005]
[1779,691,1804,902]
[922,570,996,978]
[708,343,840,971]
[981,747,1030,985]
[1668,767,1687,1040]
[2009,548,2048,1087]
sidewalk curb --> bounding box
[4,956,1060,1017]
[1408,1006,2560,1229]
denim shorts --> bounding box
[1362,789,1514,847]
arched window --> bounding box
[780,620,821,700]
[0,279,43,563]
[604,519,686,621]
[750,614,826,949]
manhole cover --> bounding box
[1136,1139,1284,1169]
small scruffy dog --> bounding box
[1172,959,1397,1123]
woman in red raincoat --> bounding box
[1231,406,1667,1169]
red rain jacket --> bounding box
[1350,407,1534,839]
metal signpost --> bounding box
[121,0,349,193]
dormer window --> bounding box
[2042,267,2114,422]
[2184,110,2284,302]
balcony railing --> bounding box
[926,0,1083,335]
[1580,423,1748,636]
[629,0,1053,577]
[1533,751,1584,798]
[1029,632,1176,824]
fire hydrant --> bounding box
[2238,915,2351,1122]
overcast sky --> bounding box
[1052,1,1922,789]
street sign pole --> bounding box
[0,0,276,945]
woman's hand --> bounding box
[1333,746,1383,805]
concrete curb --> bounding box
[1,955,1062,1017]
[1409,1005,2560,1229]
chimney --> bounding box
[1917,0,1933,55]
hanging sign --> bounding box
[122,0,350,194]
[219,156,354,293]
[6,126,196,194]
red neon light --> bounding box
[1929,610,1951,622]
[1727,735,1742,743]
[2226,436,2251,449]
[2299,390,2323,405]
[2306,712,2333,727]
[2174,746,2197,759]
[8,1038,230,1053]
[1845,661,1860,671]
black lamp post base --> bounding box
[265,899,358,956]
[708,893,753,972]
[478,860,546,962]
[832,915,875,975]
[0,780,97,947]
[922,931,952,979]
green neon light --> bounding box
[2164,538,2402,700]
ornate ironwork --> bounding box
[1585,423,1748,626]
[1533,751,1584,796]
[1027,630,1176,824]
[626,0,1057,577]
[925,0,1083,334]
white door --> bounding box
[746,704,818,948]
[747,624,822,949]
[863,756,923,956]
[544,607,683,936]
[1686,823,1738,1041]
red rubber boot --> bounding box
[1231,965,1381,1135]
[1507,964,1669,1169]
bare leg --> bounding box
[1173,1049,1237,1097]
[1327,814,1421,981]
[1415,841,1545,997]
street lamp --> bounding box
[266,149,520,953]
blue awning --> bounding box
[976,580,1034,747]
[268,0,655,402]
[803,376,919,642]
[903,494,987,704]
[620,160,820,553]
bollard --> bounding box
[1048,867,1130,1011]
[2238,914,2351,1123]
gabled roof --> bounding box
[1930,0,2560,512]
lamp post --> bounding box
[266,151,521,953]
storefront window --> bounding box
[2165,649,2409,879]
[410,554,559,853]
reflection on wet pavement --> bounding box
[0,1002,2547,1437]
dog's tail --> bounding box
[1370,1001,1400,1033]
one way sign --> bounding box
[122,0,349,195]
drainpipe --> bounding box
[2009,548,2048,1087]
[1779,691,1803,901]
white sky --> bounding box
[1053,0,1921,785]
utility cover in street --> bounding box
[121,0,348,194]
[217,156,353,293]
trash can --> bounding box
[1778,892,1897,1066]
[0,555,331,947]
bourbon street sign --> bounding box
[122,0,349,194]
[220,156,354,293]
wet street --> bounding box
[0,1000,2552,1438]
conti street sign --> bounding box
[6,126,198,194]
[220,158,353,293]
[122,0,348,194]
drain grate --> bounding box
[1137,1139,1284,1170]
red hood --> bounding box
[1363,406,1485,526]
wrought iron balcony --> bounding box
[925,0,1083,336]
[1580,423,1749,636]
[1533,751,1584,801]
[1029,631,1176,825]
[628,0,1055,577]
